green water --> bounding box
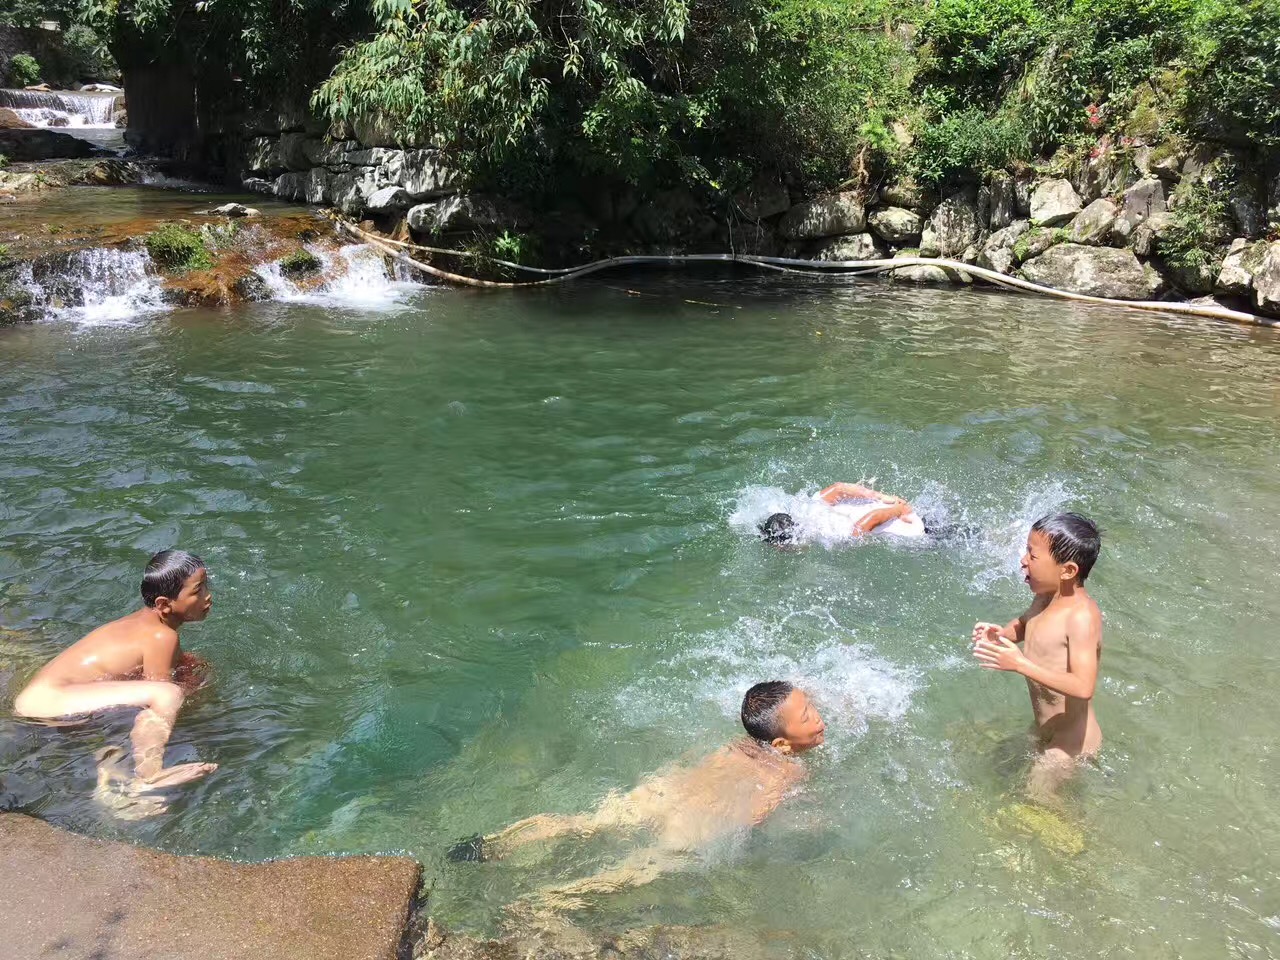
[1,274,1278,958]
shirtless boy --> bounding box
[14,550,218,802]
[972,513,1103,800]
[448,681,825,909]
[759,481,922,544]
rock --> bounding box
[919,193,981,258]
[778,191,866,240]
[24,84,52,92]
[1251,241,1280,317]
[279,132,311,172]
[328,169,379,216]
[889,252,972,285]
[989,172,1016,230]
[345,147,402,168]
[1215,239,1255,298]
[272,169,330,204]
[1166,259,1220,296]
[1020,244,1161,300]
[1014,176,1034,217]
[0,108,33,130]
[408,194,514,235]
[244,137,284,175]
[1030,179,1083,227]
[1228,193,1265,239]
[381,149,456,199]
[207,203,258,218]
[810,232,887,261]
[1069,199,1118,245]
[880,178,928,210]
[734,177,791,221]
[1129,211,1172,258]
[868,206,922,244]
[302,138,355,168]
[113,108,127,129]
[722,220,778,256]
[0,129,96,161]
[628,189,709,245]
[365,185,412,213]
[78,82,123,93]
[242,177,273,195]
[1015,226,1065,264]
[232,272,272,302]
[1112,178,1167,244]
[977,220,1031,274]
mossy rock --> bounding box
[145,224,213,272]
[279,248,321,276]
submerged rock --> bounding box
[1020,244,1161,300]
[810,232,887,261]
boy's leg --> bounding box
[482,789,651,858]
[16,680,215,787]
[1026,747,1077,804]
[534,846,687,912]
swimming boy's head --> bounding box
[759,513,797,545]
[741,680,825,754]
[1023,513,1101,592]
[142,549,211,623]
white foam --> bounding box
[729,485,923,547]
[20,249,168,326]
[254,245,419,311]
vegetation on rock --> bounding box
[6,53,42,88]
[144,223,213,272]
[278,248,321,275]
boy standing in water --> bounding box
[14,550,218,808]
[972,514,1102,800]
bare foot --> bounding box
[133,762,218,791]
[94,748,169,820]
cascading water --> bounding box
[18,248,168,325]
[0,89,119,128]
[254,244,419,310]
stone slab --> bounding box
[0,813,421,960]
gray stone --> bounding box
[244,137,284,175]
[1129,211,1173,258]
[1112,179,1167,244]
[810,233,887,261]
[880,178,928,210]
[1252,241,1280,317]
[273,169,330,205]
[242,177,272,195]
[977,220,1031,275]
[345,147,402,168]
[1166,259,1220,296]
[208,203,258,218]
[302,138,355,168]
[394,149,457,199]
[1215,238,1255,298]
[723,221,778,256]
[889,250,972,284]
[919,194,981,258]
[408,195,513,235]
[365,185,413,212]
[989,172,1016,230]
[1030,179,1083,227]
[1069,199,1119,245]
[279,132,311,172]
[1015,226,1061,264]
[734,178,791,221]
[778,191,866,240]
[1014,176,1034,217]
[328,170,379,216]
[868,207,922,244]
[1228,193,1265,239]
[1020,244,1161,300]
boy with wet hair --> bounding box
[972,513,1103,800]
[759,481,923,545]
[14,550,218,813]
[448,681,825,910]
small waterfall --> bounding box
[254,245,418,310]
[19,248,168,325]
[0,89,118,128]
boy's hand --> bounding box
[971,622,1003,647]
[973,636,1027,673]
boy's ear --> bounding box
[771,737,793,754]
[153,595,175,616]
[1060,560,1080,581]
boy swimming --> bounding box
[759,481,924,544]
[14,550,218,807]
[972,513,1103,800]
[448,681,825,909]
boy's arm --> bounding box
[142,631,181,682]
[973,607,1101,700]
[819,482,901,505]
[850,501,912,536]
[973,596,1046,645]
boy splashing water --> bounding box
[14,550,218,815]
[972,514,1103,801]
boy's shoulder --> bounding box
[1064,590,1102,628]
[92,609,177,646]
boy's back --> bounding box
[26,611,178,688]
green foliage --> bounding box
[279,248,321,275]
[1,1,79,28]
[1159,179,1231,271]
[145,224,214,272]
[490,230,537,265]
[911,107,1029,185]
[0,155,8,170]
[61,24,117,81]
[921,0,1043,103]
[7,53,42,88]
[1181,0,1280,148]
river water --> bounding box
[0,271,1277,958]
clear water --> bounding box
[1,275,1278,958]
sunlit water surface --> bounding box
[1,274,1277,958]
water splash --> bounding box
[0,89,118,127]
[254,245,419,311]
[19,249,168,326]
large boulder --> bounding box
[365,185,413,213]
[1112,178,1166,244]
[303,138,357,168]
[1068,199,1119,245]
[0,108,34,130]
[1020,244,1161,300]
[0,129,96,161]
[379,149,456,199]
[328,170,380,215]
[868,206,922,245]
[1129,211,1173,258]
[1215,238,1256,299]
[273,169,331,205]
[880,178,929,210]
[989,172,1016,230]
[734,177,791,221]
[243,136,285,175]
[919,193,981,258]
[976,220,1031,275]
[279,132,312,172]
[889,250,972,285]
[1029,179,1082,226]
[1251,241,1280,317]
[408,194,515,235]
[778,191,866,240]
[810,233,887,261]
[1013,226,1063,265]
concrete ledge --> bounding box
[0,813,422,960]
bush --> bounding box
[911,107,1029,185]
[145,224,213,272]
[7,53,41,88]
[1159,180,1232,272]
[1181,0,1280,148]
[62,25,117,83]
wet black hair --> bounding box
[759,513,797,544]
[1031,513,1101,581]
[141,549,206,607]
[741,680,795,743]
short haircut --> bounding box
[1032,513,1101,581]
[141,550,206,607]
[741,680,795,742]
[759,513,797,544]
